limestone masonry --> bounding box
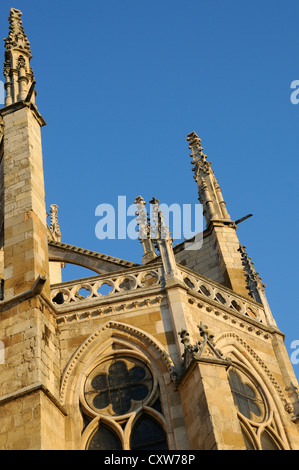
[0,8,298,450]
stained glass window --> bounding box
[87,425,122,450]
[226,368,284,450]
[131,415,168,450]
[85,357,153,416]
[228,369,265,421]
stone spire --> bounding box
[3,8,36,106]
[187,131,231,227]
[186,131,251,298]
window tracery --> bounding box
[84,357,153,416]
[228,366,284,450]
[228,368,265,423]
[80,354,168,450]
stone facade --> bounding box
[0,9,298,451]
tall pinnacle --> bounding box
[187,131,231,226]
[3,8,36,106]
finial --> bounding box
[186,131,202,150]
[4,9,31,55]
[134,195,146,205]
[3,9,35,106]
[149,197,160,205]
[134,196,148,240]
[149,197,172,242]
[178,322,229,371]
[134,196,157,264]
[187,132,207,160]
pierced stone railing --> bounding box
[50,261,266,326]
[179,267,266,324]
[51,266,163,306]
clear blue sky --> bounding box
[1,1,298,379]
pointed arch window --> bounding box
[228,366,284,450]
[131,415,168,450]
[228,369,264,421]
[87,425,122,451]
[81,354,170,450]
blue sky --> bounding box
[0,1,298,379]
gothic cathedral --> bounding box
[0,9,298,451]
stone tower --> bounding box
[0,9,298,451]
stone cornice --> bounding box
[0,100,46,127]
[187,293,280,341]
[55,289,164,320]
[176,355,231,390]
[0,275,47,313]
[0,382,67,417]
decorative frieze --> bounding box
[56,295,164,325]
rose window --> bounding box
[84,357,153,416]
